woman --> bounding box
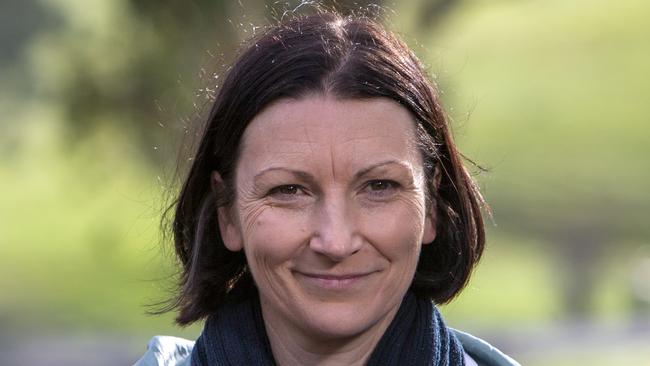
[135,11,519,366]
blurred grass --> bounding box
[525,346,650,366]
[441,233,561,327]
[0,115,200,338]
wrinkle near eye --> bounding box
[399,194,427,219]
[238,199,269,238]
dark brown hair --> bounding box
[170,11,485,325]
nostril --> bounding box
[308,233,363,262]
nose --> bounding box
[309,195,362,261]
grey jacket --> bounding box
[132,330,520,366]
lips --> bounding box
[293,271,375,291]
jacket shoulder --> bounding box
[132,336,195,366]
[452,329,521,366]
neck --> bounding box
[260,301,399,366]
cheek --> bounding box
[358,200,426,259]
[239,206,312,266]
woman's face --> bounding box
[217,96,436,342]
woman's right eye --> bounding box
[268,184,303,197]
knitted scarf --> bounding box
[191,291,465,366]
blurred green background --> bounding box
[1,0,649,365]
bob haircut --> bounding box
[170,11,485,325]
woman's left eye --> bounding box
[364,180,399,196]
[274,185,300,195]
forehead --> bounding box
[237,96,421,173]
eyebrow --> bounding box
[353,160,412,180]
[253,167,316,185]
[253,160,411,184]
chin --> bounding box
[297,298,397,341]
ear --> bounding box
[422,166,442,245]
[422,205,437,245]
[212,171,243,252]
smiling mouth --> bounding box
[294,271,374,291]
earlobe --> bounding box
[212,171,243,252]
[218,205,244,252]
[422,166,441,245]
[422,206,437,245]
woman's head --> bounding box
[171,11,485,326]
[218,96,436,340]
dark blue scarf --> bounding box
[191,291,465,366]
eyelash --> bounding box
[268,184,305,197]
[267,179,400,200]
[363,179,400,196]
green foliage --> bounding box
[426,0,650,238]
[0,119,197,335]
